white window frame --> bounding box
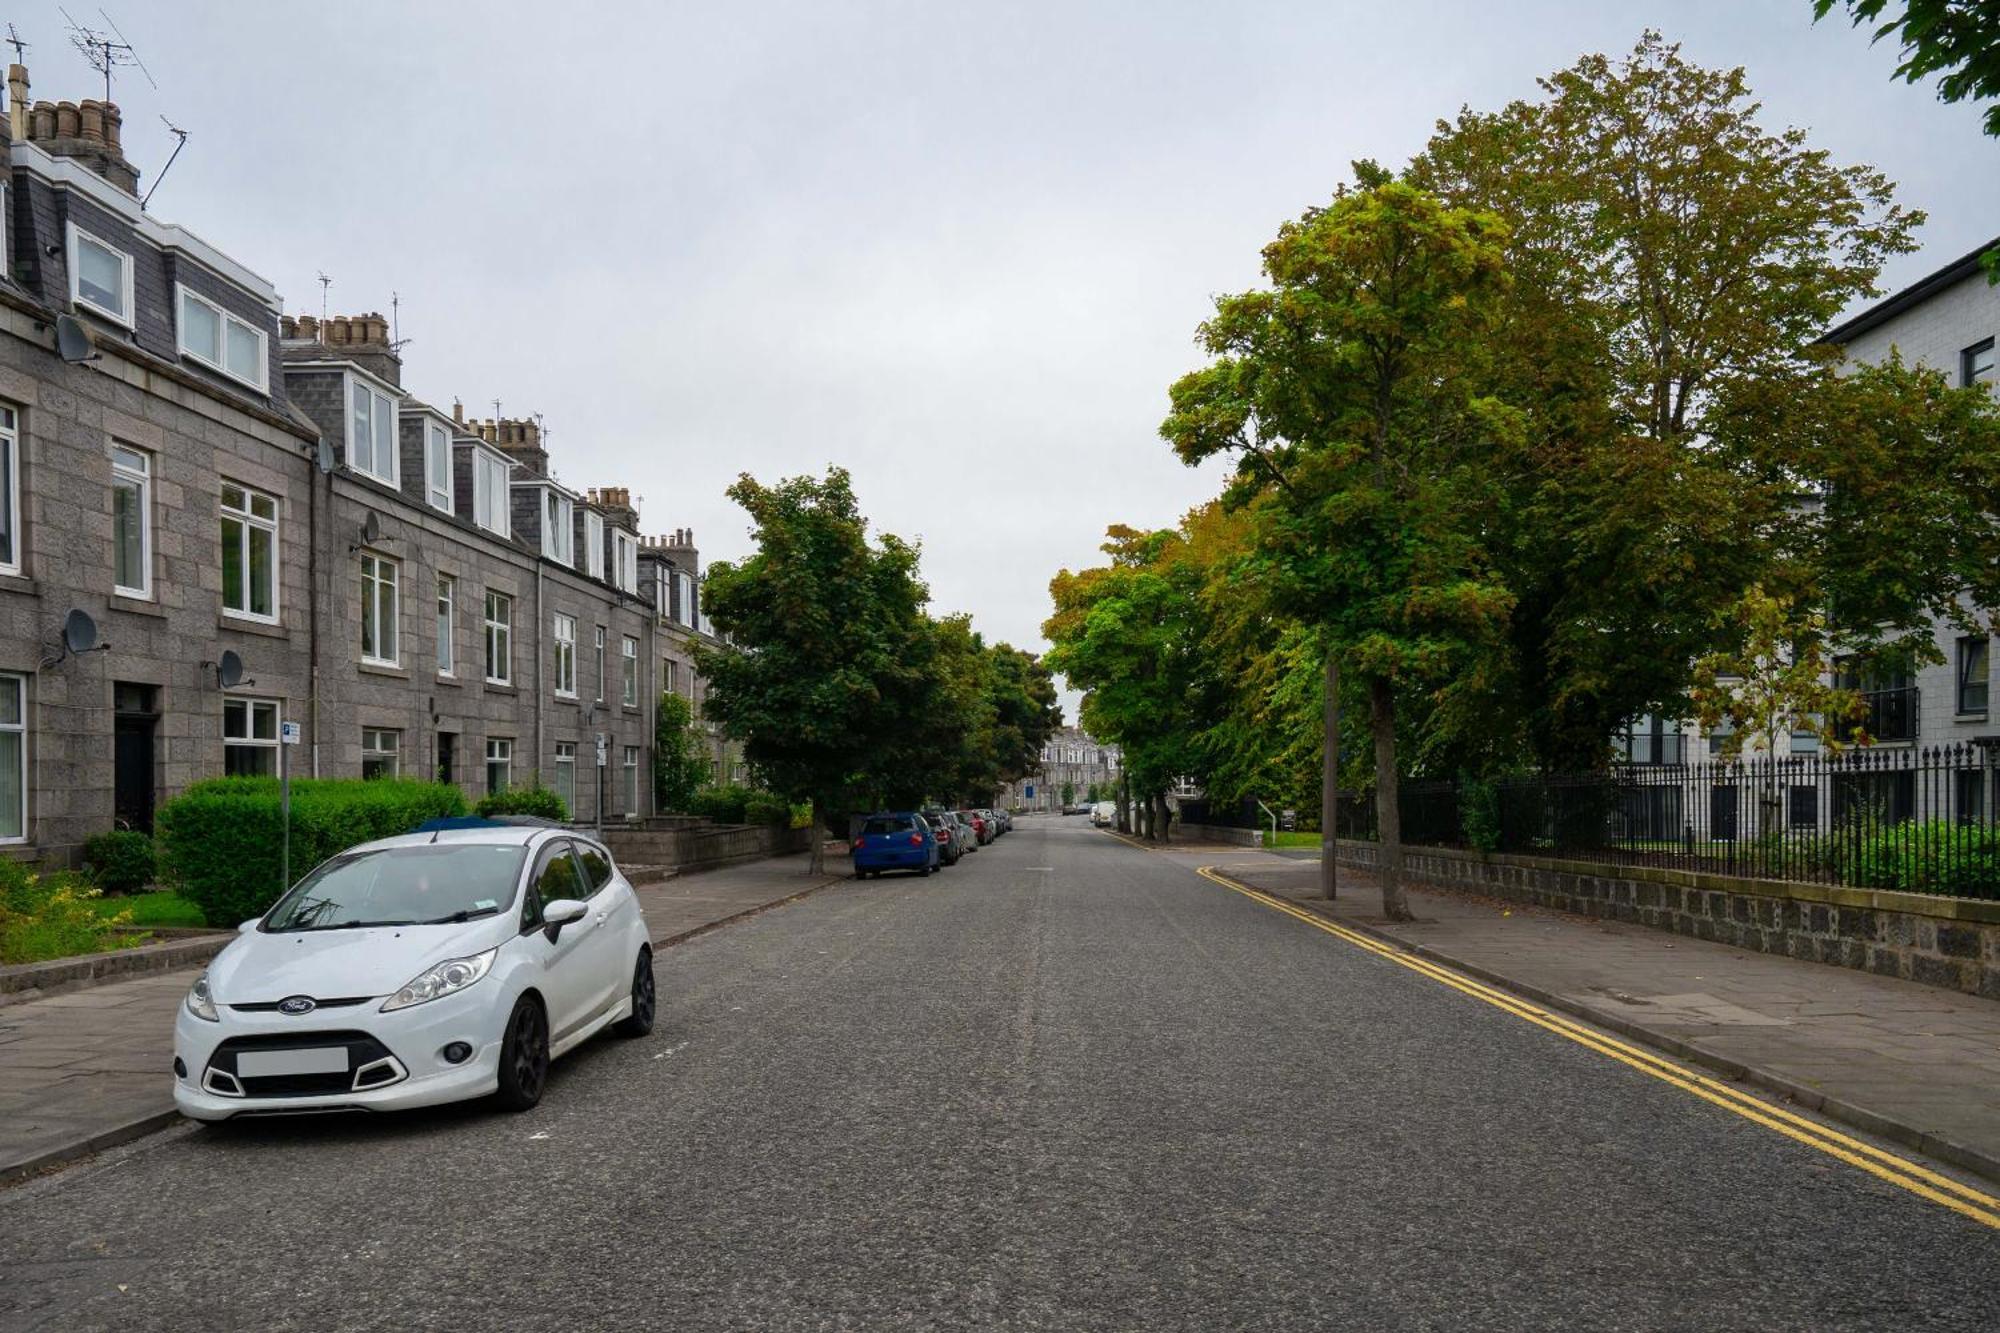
[361,727,400,779]
[543,491,575,564]
[485,737,512,796]
[554,741,577,812]
[359,550,400,667]
[623,745,640,813]
[219,482,280,625]
[436,574,456,678]
[425,421,454,513]
[111,444,152,599]
[553,612,578,698]
[346,375,400,486]
[613,530,638,592]
[484,590,513,686]
[677,571,696,627]
[0,404,20,578]
[621,635,639,707]
[585,510,606,580]
[472,449,511,537]
[66,222,133,327]
[175,284,268,391]
[222,697,281,777]
[0,673,24,842]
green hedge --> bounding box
[743,791,793,827]
[80,829,157,894]
[1839,820,2000,899]
[476,784,569,821]
[691,784,756,824]
[156,778,467,926]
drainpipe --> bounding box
[307,441,321,778]
[533,561,544,796]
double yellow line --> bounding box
[1195,864,2000,1231]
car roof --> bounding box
[349,825,602,855]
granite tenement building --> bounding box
[0,62,735,866]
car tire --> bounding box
[614,948,655,1038]
[494,994,549,1112]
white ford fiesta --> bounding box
[173,822,653,1120]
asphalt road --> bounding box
[4,817,1997,1331]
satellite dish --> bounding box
[361,512,383,545]
[217,650,245,689]
[62,608,98,654]
[315,438,336,474]
[55,314,99,364]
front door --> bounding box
[436,731,456,786]
[112,683,159,833]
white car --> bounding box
[1090,802,1116,827]
[173,823,653,1120]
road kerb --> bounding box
[1197,865,2000,1229]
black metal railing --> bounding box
[1333,743,2000,899]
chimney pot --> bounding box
[53,101,79,138]
[77,99,103,143]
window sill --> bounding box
[553,695,581,707]
[0,572,37,598]
[435,674,462,689]
[109,594,165,619]
[220,614,288,640]
[482,681,517,696]
[359,661,410,680]
[1956,712,1989,724]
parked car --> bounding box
[173,824,654,1121]
[924,812,963,866]
[1091,801,1116,827]
[852,811,940,878]
[957,809,994,845]
[977,808,1004,838]
[952,811,981,852]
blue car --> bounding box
[851,811,939,878]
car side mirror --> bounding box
[541,898,588,941]
[239,919,260,934]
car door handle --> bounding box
[595,912,607,926]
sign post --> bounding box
[279,720,302,892]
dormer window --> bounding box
[472,449,511,538]
[176,286,268,392]
[67,223,133,327]
[612,530,638,592]
[424,421,453,513]
[543,492,574,564]
[347,377,399,485]
[585,510,605,580]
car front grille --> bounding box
[227,997,371,1013]
[203,1030,406,1098]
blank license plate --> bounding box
[237,1047,349,1077]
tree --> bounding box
[653,692,708,813]
[1410,32,1923,768]
[696,469,935,874]
[1162,179,1517,919]
[1689,586,1868,762]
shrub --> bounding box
[1840,820,2000,900]
[743,790,792,827]
[80,829,157,894]
[157,778,467,926]
[0,860,144,964]
[654,692,708,813]
[1460,779,1502,854]
[476,783,570,821]
[691,784,756,825]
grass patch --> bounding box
[1271,831,1322,848]
[83,889,208,929]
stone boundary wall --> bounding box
[601,822,812,874]
[1335,840,2000,1000]
[1180,823,1266,848]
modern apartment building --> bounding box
[0,63,732,866]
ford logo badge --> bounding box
[278,995,316,1015]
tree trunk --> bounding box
[1154,792,1171,844]
[1139,793,1154,840]
[1319,652,1339,900]
[1371,676,1410,921]
[809,797,825,876]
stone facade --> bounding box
[0,67,734,866]
[1335,840,2000,1000]
[1006,725,1121,811]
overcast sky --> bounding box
[30,2,1997,719]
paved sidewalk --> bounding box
[0,851,845,1183]
[1200,847,2000,1181]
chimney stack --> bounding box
[279,309,402,386]
[22,91,139,195]
[7,65,29,143]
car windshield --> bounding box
[264,843,530,931]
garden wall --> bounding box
[1335,840,2000,1000]
[601,821,812,874]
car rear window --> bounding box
[863,816,913,834]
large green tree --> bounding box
[1162,179,1516,917]
[696,469,935,873]
[652,691,708,813]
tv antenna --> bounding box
[61,8,155,103]
[139,114,188,209]
[6,24,30,63]
[316,271,332,321]
[389,290,412,351]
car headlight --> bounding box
[381,947,498,1012]
[186,974,219,1022]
